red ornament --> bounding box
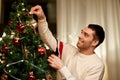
[27,72,35,80]
[16,23,26,34]
[1,45,9,53]
[8,19,13,26]
[13,38,20,46]
[38,47,46,55]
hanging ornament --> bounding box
[30,19,37,28]
[38,46,46,55]
[16,23,26,34]
[1,45,9,53]
[24,47,29,58]
[46,74,52,80]
[27,72,35,80]
[1,73,8,80]
[12,38,20,46]
[29,19,37,34]
[8,19,13,26]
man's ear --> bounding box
[92,39,99,47]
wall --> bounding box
[0,0,4,36]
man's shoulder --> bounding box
[88,54,104,67]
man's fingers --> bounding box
[47,54,57,64]
[47,54,64,70]
[29,5,46,20]
[47,58,52,63]
[48,57,54,61]
[50,54,58,58]
[30,5,40,11]
[47,56,55,63]
[29,5,41,14]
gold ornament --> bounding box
[46,74,52,80]
[30,19,37,34]
[1,73,8,80]
[24,47,29,58]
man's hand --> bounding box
[29,5,46,20]
[47,54,64,70]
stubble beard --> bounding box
[77,41,87,52]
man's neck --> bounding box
[79,49,94,55]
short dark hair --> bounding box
[88,24,105,47]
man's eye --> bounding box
[84,33,89,37]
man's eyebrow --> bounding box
[82,30,89,36]
[81,29,83,32]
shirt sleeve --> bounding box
[58,66,76,80]
[37,19,57,52]
[59,63,104,80]
[85,64,105,80]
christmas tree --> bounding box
[0,0,55,80]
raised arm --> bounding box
[29,5,57,51]
[30,6,79,80]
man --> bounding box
[30,5,105,80]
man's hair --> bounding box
[88,24,105,47]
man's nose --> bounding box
[78,34,82,40]
[79,33,83,38]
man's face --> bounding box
[77,27,96,50]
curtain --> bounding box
[57,0,120,80]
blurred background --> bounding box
[0,0,120,80]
